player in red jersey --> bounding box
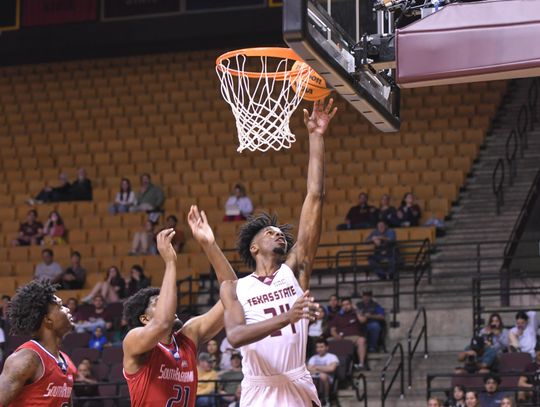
[0,280,77,407]
[123,206,238,407]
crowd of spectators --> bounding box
[338,192,422,230]
[29,168,93,205]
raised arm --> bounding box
[123,229,177,361]
[0,349,41,405]
[220,280,319,348]
[187,205,237,284]
[286,98,337,290]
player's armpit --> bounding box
[123,318,174,361]
[0,349,41,405]
[181,301,225,346]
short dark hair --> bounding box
[167,215,178,223]
[483,373,501,385]
[9,281,58,335]
[516,311,529,321]
[42,248,53,257]
[237,213,294,269]
[2,295,11,301]
[315,338,328,346]
[28,209,38,217]
[123,287,160,329]
[340,297,352,304]
[131,264,144,274]
[71,251,81,259]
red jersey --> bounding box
[8,340,76,407]
[125,330,198,407]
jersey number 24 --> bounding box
[264,304,297,337]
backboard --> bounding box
[283,0,401,132]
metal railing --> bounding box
[412,239,432,309]
[493,78,539,213]
[406,307,428,389]
[353,373,368,407]
[380,342,405,407]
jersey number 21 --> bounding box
[166,385,191,407]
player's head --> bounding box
[315,338,329,356]
[9,280,74,338]
[123,287,182,331]
[237,213,294,269]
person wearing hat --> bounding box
[356,290,385,353]
[197,352,219,406]
[479,374,508,407]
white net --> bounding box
[216,52,312,153]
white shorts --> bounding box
[240,366,321,407]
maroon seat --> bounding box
[498,352,532,372]
[108,362,125,382]
[102,347,124,366]
[99,384,118,407]
[328,339,355,357]
[105,302,124,318]
[93,360,110,381]
[62,332,91,351]
[451,374,484,390]
[500,375,519,387]
[71,347,101,366]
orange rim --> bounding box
[216,47,310,80]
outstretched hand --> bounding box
[157,228,177,263]
[187,205,215,246]
[287,291,322,324]
[303,98,338,136]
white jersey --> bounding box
[236,264,320,406]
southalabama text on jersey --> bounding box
[157,364,195,382]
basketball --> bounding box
[290,61,331,102]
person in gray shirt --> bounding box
[34,249,63,284]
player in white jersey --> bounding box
[221,98,337,407]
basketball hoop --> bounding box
[216,47,312,153]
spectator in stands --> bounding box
[88,326,109,351]
[207,339,222,371]
[109,178,136,214]
[66,297,78,318]
[480,313,509,355]
[445,385,466,407]
[328,297,368,371]
[509,310,538,358]
[125,264,151,297]
[196,352,219,407]
[356,290,385,352]
[307,338,339,406]
[219,337,238,371]
[219,353,243,404]
[69,168,93,201]
[457,336,496,374]
[465,391,479,407]
[74,294,112,333]
[0,295,10,328]
[129,220,157,255]
[337,192,377,230]
[397,192,422,227]
[517,347,540,402]
[224,183,253,221]
[428,398,443,407]
[162,214,185,253]
[325,294,341,321]
[308,307,326,358]
[41,210,67,246]
[82,265,125,304]
[500,397,516,407]
[479,374,508,407]
[29,172,71,204]
[74,360,99,405]
[34,248,63,283]
[367,220,397,280]
[378,194,400,227]
[11,209,43,246]
[111,317,129,348]
[129,173,165,215]
[59,251,86,290]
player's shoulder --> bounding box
[3,347,42,376]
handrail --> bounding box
[412,239,431,309]
[380,342,405,407]
[353,373,368,407]
[505,129,518,185]
[406,307,428,389]
[492,158,505,215]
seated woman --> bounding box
[445,385,466,407]
[377,194,400,227]
[82,265,125,304]
[129,220,156,255]
[125,264,151,297]
[479,312,509,355]
[11,209,43,246]
[397,192,422,227]
[109,178,136,214]
[41,210,67,246]
[224,183,253,221]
